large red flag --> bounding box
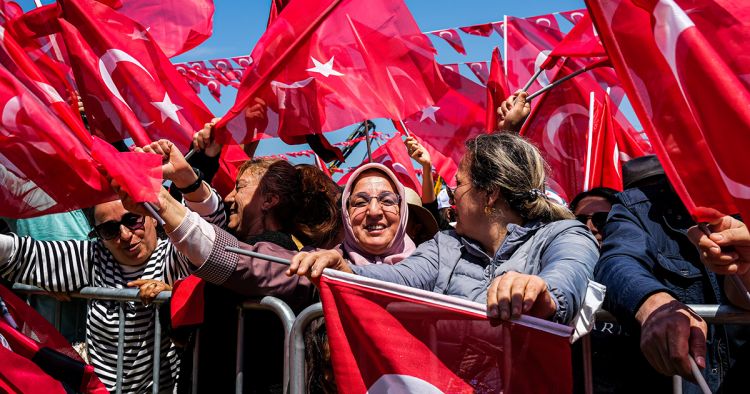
[57,0,215,152]
[118,0,214,58]
[337,134,422,196]
[429,29,466,55]
[505,16,564,101]
[486,46,510,133]
[393,120,458,188]
[215,0,447,147]
[402,65,485,188]
[588,0,750,222]
[0,286,108,393]
[541,12,606,70]
[320,270,574,394]
[586,95,623,191]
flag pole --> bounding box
[225,246,291,266]
[399,120,411,137]
[698,223,750,309]
[364,120,373,162]
[503,15,508,78]
[527,67,588,100]
[144,203,165,226]
[521,68,544,93]
[583,92,595,192]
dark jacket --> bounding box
[595,179,750,394]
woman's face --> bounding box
[348,172,401,256]
[453,155,487,240]
[224,171,265,240]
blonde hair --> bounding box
[464,133,574,222]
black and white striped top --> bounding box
[0,195,225,393]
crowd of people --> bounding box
[1,93,749,394]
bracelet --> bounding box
[175,167,204,194]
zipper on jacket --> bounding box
[716,337,723,391]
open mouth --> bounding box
[364,224,387,233]
[124,242,140,253]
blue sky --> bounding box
[16,0,640,179]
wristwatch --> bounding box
[175,167,204,194]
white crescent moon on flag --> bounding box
[216,60,228,70]
[544,104,589,161]
[34,82,64,104]
[534,50,553,87]
[613,143,621,177]
[439,31,453,39]
[535,18,552,26]
[470,63,482,70]
[2,96,21,131]
[98,49,155,111]
[571,12,585,21]
[366,374,445,394]
[208,80,218,90]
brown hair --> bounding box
[236,159,342,247]
[464,133,574,222]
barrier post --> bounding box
[116,300,125,394]
[582,334,593,394]
[290,303,324,394]
[152,307,161,394]
[236,308,245,394]
[192,328,200,393]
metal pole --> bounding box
[225,246,291,266]
[503,15,508,78]
[527,67,589,100]
[192,328,200,394]
[583,91,595,192]
[152,307,161,394]
[521,68,544,93]
[582,334,593,394]
[116,301,125,394]
[85,300,91,357]
[290,303,324,394]
[236,308,245,394]
[673,376,683,394]
[364,120,373,163]
[689,355,712,394]
[54,299,62,331]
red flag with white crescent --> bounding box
[586,95,623,191]
[542,12,606,70]
[525,13,560,31]
[429,28,466,55]
[559,9,587,24]
[321,270,573,394]
[231,55,253,69]
[207,79,221,103]
[208,58,239,81]
[459,23,493,37]
[466,61,489,85]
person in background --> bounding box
[569,187,619,247]
[621,155,666,190]
[404,136,454,231]
[595,173,750,393]
[404,187,439,246]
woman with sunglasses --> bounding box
[288,133,599,326]
[0,140,227,393]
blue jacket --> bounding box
[351,219,598,325]
[595,179,750,394]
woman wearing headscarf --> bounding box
[288,133,599,326]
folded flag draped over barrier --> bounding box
[587,0,750,222]
[0,285,108,394]
[320,270,574,394]
[214,0,448,149]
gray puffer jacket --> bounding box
[350,219,599,325]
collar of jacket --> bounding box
[458,219,547,263]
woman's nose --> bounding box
[366,198,383,216]
[225,189,236,204]
[119,224,133,240]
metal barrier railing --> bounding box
[289,303,324,394]
[11,283,171,394]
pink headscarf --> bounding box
[341,163,416,266]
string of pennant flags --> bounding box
[173,9,587,102]
[257,132,392,165]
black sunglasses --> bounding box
[90,214,145,241]
[576,212,609,231]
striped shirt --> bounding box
[0,192,225,393]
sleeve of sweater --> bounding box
[349,238,441,291]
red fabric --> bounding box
[429,29,466,55]
[0,285,108,393]
[211,144,250,198]
[466,61,489,84]
[170,275,206,328]
[315,154,333,179]
[441,63,458,74]
[208,58,240,81]
[336,134,421,197]
[525,13,561,31]
[117,0,214,58]
[57,0,215,152]
[91,136,162,203]
[492,21,504,37]
[394,120,458,187]
[587,95,623,191]
[505,16,564,108]
[320,272,573,394]
[459,23,493,37]
[215,0,448,146]
[423,33,438,55]
[486,46,510,133]
[187,60,210,76]
[401,65,485,188]
[231,56,253,68]
[207,79,221,103]
[588,0,750,221]
[541,12,605,70]
[559,9,587,24]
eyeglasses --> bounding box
[446,184,470,205]
[347,192,401,212]
[575,212,609,231]
[90,214,146,240]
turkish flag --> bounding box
[505,16,564,102]
[422,33,438,55]
[214,0,448,147]
[57,0,215,153]
[187,67,210,86]
[320,270,574,394]
[187,60,210,76]
[525,13,560,31]
[586,95,623,191]
[209,58,240,81]
[394,120,458,188]
[588,0,750,222]
[231,55,253,69]
[467,61,489,85]
[559,9,587,24]
[336,134,422,197]
[459,23,493,37]
[207,79,221,103]
[0,286,108,394]
[441,63,459,74]
[117,0,214,58]
[492,21,504,37]
[429,28,466,55]
[402,65,485,188]
[541,12,606,70]
[486,46,510,133]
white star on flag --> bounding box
[126,28,150,41]
[306,56,344,77]
[151,93,182,124]
[419,106,440,122]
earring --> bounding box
[261,207,268,221]
[484,206,494,215]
